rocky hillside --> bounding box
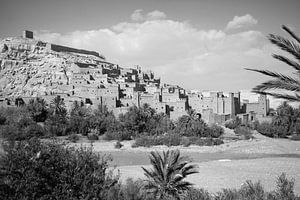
[0,36,103,97]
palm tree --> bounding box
[142,150,198,200]
[50,95,66,115]
[246,25,300,102]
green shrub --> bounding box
[234,126,253,140]
[115,141,123,149]
[190,137,224,146]
[121,178,144,200]
[133,135,224,148]
[256,122,289,138]
[184,188,212,200]
[107,178,145,200]
[0,138,118,199]
[225,118,241,129]
[87,133,99,141]
[256,122,274,137]
[180,137,192,147]
[67,134,80,143]
[175,115,210,137]
[0,117,46,141]
[247,120,260,130]
[271,173,297,200]
[104,130,134,141]
[161,133,181,147]
[133,135,162,148]
[290,134,300,141]
[208,124,224,138]
[215,188,239,200]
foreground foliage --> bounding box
[246,25,300,102]
[256,102,300,138]
[0,138,118,199]
[142,150,199,200]
[0,138,299,200]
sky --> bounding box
[0,0,300,104]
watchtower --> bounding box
[23,30,34,39]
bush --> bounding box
[0,117,46,141]
[225,118,241,129]
[87,133,99,141]
[184,188,212,200]
[161,133,181,147]
[115,141,123,149]
[107,178,145,200]
[0,138,118,199]
[175,115,210,137]
[190,137,224,146]
[290,134,300,141]
[271,173,297,200]
[234,126,253,140]
[104,130,134,141]
[208,124,224,138]
[67,134,80,143]
[133,135,224,148]
[256,122,288,138]
[180,137,192,147]
[133,135,162,148]
[247,120,260,130]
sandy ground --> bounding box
[116,157,300,194]
[69,130,300,155]
[66,129,300,194]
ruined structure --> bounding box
[0,31,269,123]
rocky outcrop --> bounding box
[0,37,103,98]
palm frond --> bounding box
[181,164,199,176]
[245,68,299,84]
[272,54,300,72]
[252,90,300,102]
[252,80,300,92]
[142,150,198,199]
[282,25,300,43]
[268,34,300,62]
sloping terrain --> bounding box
[0,37,101,97]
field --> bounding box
[68,130,300,194]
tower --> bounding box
[258,94,268,116]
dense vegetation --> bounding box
[0,97,225,147]
[0,138,118,199]
[223,102,300,139]
[0,140,299,200]
[255,102,300,138]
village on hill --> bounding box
[0,30,270,124]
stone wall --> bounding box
[245,94,268,117]
[50,44,101,58]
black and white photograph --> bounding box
[0,0,299,199]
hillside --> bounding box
[0,35,104,98]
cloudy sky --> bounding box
[1,0,299,102]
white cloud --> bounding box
[226,14,258,30]
[130,9,167,22]
[131,9,144,21]
[36,12,282,93]
[146,10,166,20]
